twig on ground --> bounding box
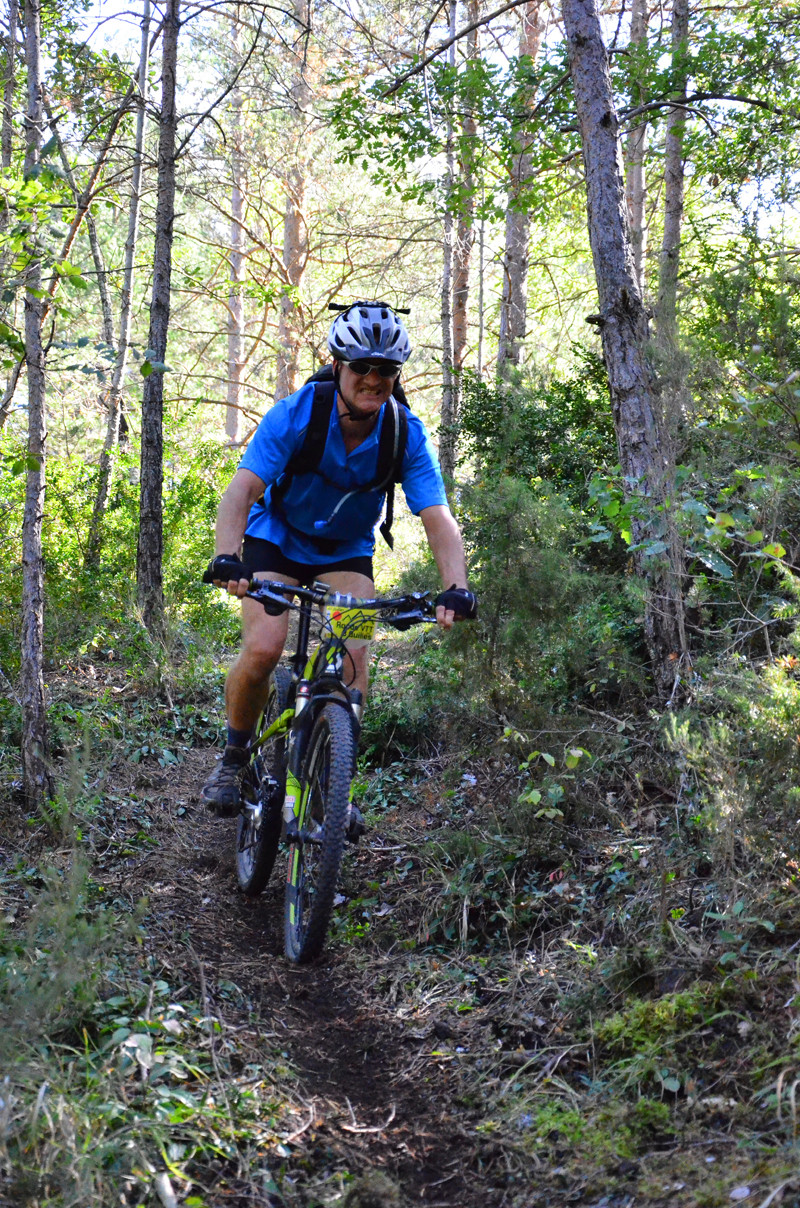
[283,1104,316,1143]
[341,1098,397,1133]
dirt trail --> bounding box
[125,748,505,1208]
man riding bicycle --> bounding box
[202,300,477,817]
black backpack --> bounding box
[269,365,409,552]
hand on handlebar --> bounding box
[434,585,478,630]
[202,554,252,598]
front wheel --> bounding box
[236,665,292,896]
[284,702,355,964]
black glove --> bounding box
[434,585,478,619]
[202,553,251,585]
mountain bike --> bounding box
[228,578,435,964]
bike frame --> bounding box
[244,579,433,845]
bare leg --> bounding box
[316,569,375,702]
[224,568,375,731]
[224,571,299,733]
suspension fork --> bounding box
[282,684,316,839]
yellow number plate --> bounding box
[325,606,377,642]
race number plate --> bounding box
[325,606,377,642]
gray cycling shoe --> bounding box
[202,746,249,817]
[346,804,366,843]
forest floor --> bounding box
[130,748,497,1207]
[4,653,800,1207]
[111,745,528,1208]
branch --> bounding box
[382,0,536,98]
[0,78,135,423]
[77,19,163,147]
[526,69,571,123]
[175,8,267,156]
[623,90,800,123]
[622,100,719,136]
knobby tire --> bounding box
[284,702,354,964]
[235,665,292,896]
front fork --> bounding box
[282,686,364,843]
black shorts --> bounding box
[242,536,373,585]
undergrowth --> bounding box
[0,839,293,1208]
[4,363,800,1205]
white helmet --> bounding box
[327,301,412,365]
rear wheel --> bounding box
[236,665,292,896]
[284,702,354,964]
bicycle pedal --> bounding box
[241,800,263,826]
[301,826,325,846]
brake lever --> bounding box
[385,610,436,631]
[246,582,295,616]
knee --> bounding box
[240,636,282,680]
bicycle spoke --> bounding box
[234,666,291,896]
[284,703,354,963]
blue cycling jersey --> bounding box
[239,381,448,563]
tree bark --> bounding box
[2,0,16,170]
[476,210,485,375]
[86,0,150,569]
[0,0,17,415]
[438,0,458,490]
[452,0,478,378]
[274,0,310,401]
[136,0,178,635]
[226,6,245,441]
[497,1,545,376]
[624,0,648,297]
[656,0,690,343]
[562,0,688,699]
[440,207,456,484]
[20,0,52,807]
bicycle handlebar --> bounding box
[243,579,436,628]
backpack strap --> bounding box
[270,379,336,510]
[377,398,408,550]
[268,376,409,551]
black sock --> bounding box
[226,725,252,750]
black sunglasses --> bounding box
[345,358,402,379]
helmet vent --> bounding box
[327,301,412,366]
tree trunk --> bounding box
[20,0,52,807]
[476,208,485,375]
[136,0,178,635]
[274,0,310,401]
[2,0,16,169]
[0,0,17,417]
[226,6,245,441]
[656,0,690,342]
[86,0,150,569]
[497,1,545,376]
[452,0,478,378]
[0,73,136,431]
[562,0,688,700]
[624,0,648,297]
[438,0,459,489]
[440,202,456,485]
